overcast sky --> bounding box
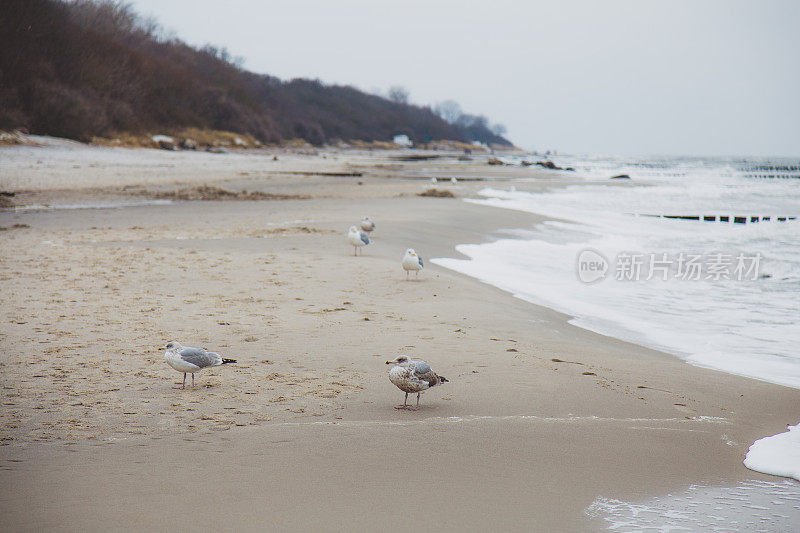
[129,0,799,157]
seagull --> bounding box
[430,177,438,183]
[386,355,448,410]
[348,226,371,256]
[163,341,236,389]
[402,248,423,279]
[450,177,458,184]
[360,216,375,233]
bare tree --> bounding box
[433,100,462,124]
[472,115,489,129]
[491,123,508,136]
[67,0,162,41]
[138,15,162,41]
[388,86,410,105]
[455,114,477,128]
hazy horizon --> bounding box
[129,0,799,157]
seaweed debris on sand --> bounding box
[133,185,310,201]
[418,188,456,198]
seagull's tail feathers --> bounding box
[438,376,449,384]
[221,358,237,364]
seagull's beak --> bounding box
[385,360,393,365]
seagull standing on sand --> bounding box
[402,248,423,279]
[360,216,375,233]
[386,355,448,410]
[163,341,237,389]
[348,225,371,255]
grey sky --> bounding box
[130,0,799,157]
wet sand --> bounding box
[1,144,797,531]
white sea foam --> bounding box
[586,479,800,532]
[745,424,800,482]
[433,156,800,389]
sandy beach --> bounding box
[1,144,798,531]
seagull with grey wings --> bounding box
[163,341,236,388]
[360,216,375,233]
[386,355,448,410]
[402,248,423,279]
[348,225,371,255]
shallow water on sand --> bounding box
[586,479,800,532]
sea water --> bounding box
[586,479,800,532]
[435,155,800,387]
[432,154,800,481]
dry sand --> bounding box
[0,144,798,531]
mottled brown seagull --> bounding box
[386,355,448,410]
